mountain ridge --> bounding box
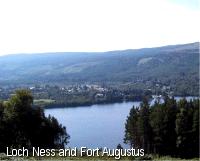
[0,42,199,94]
[0,41,198,57]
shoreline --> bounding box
[41,99,138,109]
[41,95,199,109]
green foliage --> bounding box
[124,97,199,158]
[137,99,152,153]
[150,98,177,155]
[124,98,152,153]
[0,90,69,152]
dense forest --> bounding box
[0,90,69,152]
[124,97,199,158]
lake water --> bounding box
[45,96,197,149]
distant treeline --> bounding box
[0,90,69,152]
[124,97,199,158]
[43,95,144,109]
[31,85,147,108]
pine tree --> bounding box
[125,97,199,158]
[124,106,140,147]
[137,99,152,153]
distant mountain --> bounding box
[0,42,199,90]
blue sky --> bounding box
[0,0,199,56]
[169,0,199,10]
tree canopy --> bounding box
[124,97,199,158]
[0,90,69,152]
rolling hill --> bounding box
[0,42,199,93]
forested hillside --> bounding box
[125,97,199,158]
[0,42,199,95]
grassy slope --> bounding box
[0,153,199,161]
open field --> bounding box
[34,99,55,103]
[33,99,55,107]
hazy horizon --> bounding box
[0,41,198,57]
[0,0,199,56]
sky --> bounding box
[0,0,199,56]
